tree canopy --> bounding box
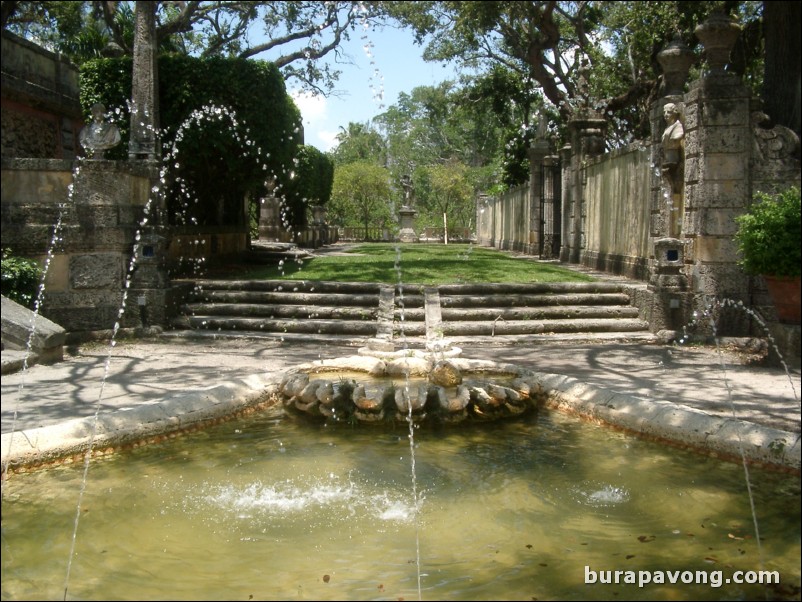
[2,1,389,95]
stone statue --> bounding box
[661,103,685,169]
[661,102,685,237]
[400,174,414,209]
[79,103,122,158]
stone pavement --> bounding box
[2,331,800,470]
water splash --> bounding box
[676,294,802,580]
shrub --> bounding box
[734,186,801,277]
[1,249,43,309]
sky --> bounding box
[284,25,461,153]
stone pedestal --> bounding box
[129,231,169,328]
[258,195,289,241]
[649,237,691,331]
[398,206,418,243]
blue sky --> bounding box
[285,25,460,152]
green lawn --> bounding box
[212,243,595,285]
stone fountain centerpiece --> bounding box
[277,352,545,425]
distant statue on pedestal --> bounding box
[400,174,415,209]
[79,103,121,159]
[398,174,418,243]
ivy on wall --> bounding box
[79,54,332,232]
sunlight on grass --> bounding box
[221,243,595,285]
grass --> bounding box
[207,243,596,285]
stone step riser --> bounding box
[172,280,651,339]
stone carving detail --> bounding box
[751,111,800,164]
[79,103,121,158]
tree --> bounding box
[3,1,389,95]
[387,1,780,145]
[330,121,388,166]
[761,1,801,136]
[418,159,475,233]
[329,161,394,235]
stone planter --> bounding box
[764,275,801,325]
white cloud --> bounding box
[289,89,337,151]
[290,89,328,124]
[317,129,340,152]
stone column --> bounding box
[527,131,551,256]
[558,144,572,262]
[128,1,159,160]
[645,38,697,331]
[684,12,752,334]
[564,114,606,263]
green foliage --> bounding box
[391,1,771,145]
[416,160,475,231]
[80,54,310,230]
[734,187,801,277]
[282,145,334,229]
[330,122,388,166]
[1,249,42,309]
[329,162,394,234]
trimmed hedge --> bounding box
[80,54,331,231]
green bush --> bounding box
[734,186,801,277]
[1,249,43,309]
[80,54,316,230]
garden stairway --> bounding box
[168,279,654,346]
[170,279,384,341]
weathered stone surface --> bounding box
[395,383,427,413]
[429,360,462,387]
[316,381,335,405]
[387,356,430,377]
[280,373,309,398]
[445,385,471,412]
[352,384,383,411]
[299,379,327,405]
[70,254,122,289]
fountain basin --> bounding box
[2,355,799,473]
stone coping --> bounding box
[2,357,799,473]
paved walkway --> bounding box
[2,332,800,470]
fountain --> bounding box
[2,10,801,601]
[1,379,800,600]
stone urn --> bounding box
[657,37,697,96]
[694,12,741,75]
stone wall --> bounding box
[581,144,652,280]
[0,158,163,333]
[478,13,800,355]
[474,184,534,254]
[1,31,82,160]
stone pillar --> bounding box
[683,12,752,334]
[646,37,697,332]
[558,144,572,262]
[129,231,168,330]
[527,133,551,256]
[258,195,288,241]
[128,1,159,160]
[564,115,606,263]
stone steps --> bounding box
[169,278,652,344]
